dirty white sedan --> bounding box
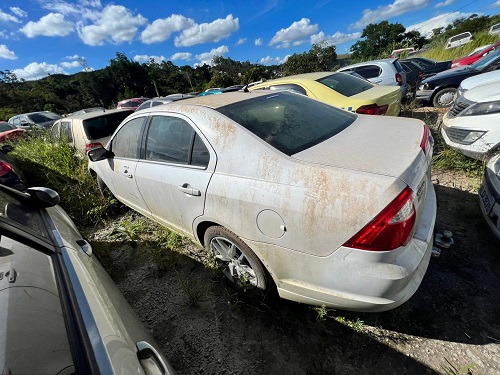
[88,91,436,312]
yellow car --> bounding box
[248,72,402,116]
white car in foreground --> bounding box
[441,81,500,160]
[457,69,500,96]
[479,153,500,240]
[88,91,436,312]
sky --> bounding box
[1,0,500,81]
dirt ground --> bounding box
[89,109,500,375]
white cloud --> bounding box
[134,54,166,63]
[0,9,22,23]
[255,38,263,46]
[406,12,474,37]
[349,0,431,30]
[60,60,81,68]
[13,62,67,81]
[170,52,192,61]
[236,37,246,45]
[10,7,27,18]
[65,54,81,59]
[174,14,239,47]
[269,18,318,48]
[141,14,195,44]
[195,45,229,66]
[20,13,74,37]
[310,31,361,45]
[0,44,17,60]
[76,5,147,46]
[279,55,290,64]
[435,0,455,8]
[260,56,281,64]
[492,0,500,7]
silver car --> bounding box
[337,58,409,97]
[0,186,176,374]
[88,91,436,312]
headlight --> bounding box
[461,100,500,116]
[461,131,487,144]
[419,83,429,90]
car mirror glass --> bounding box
[27,187,61,207]
[87,147,110,162]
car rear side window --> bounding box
[61,121,73,142]
[353,65,381,79]
[317,73,373,97]
[145,116,209,167]
[110,117,144,158]
[0,190,49,237]
[217,92,355,156]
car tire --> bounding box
[432,87,457,108]
[204,226,273,292]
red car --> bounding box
[116,97,149,110]
[0,121,26,142]
[451,41,500,68]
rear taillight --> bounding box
[0,161,13,177]
[420,124,431,155]
[395,72,403,86]
[356,104,389,116]
[344,186,416,251]
[86,142,103,152]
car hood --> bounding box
[464,81,500,102]
[460,70,500,90]
[292,115,425,186]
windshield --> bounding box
[27,112,61,124]
[217,91,356,156]
[317,73,373,97]
[470,49,500,70]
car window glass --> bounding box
[217,91,355,156]
[83,111,132,140]
[146,116,193,164]
[353,65,381,79]
[0,190,49,237]
[393,60,405,73]
[269,84,307,95]
[0,123,14,132]
[50,122,61,138]
[317,73,373,97]
[191,133,210,167]
[110,117,144,158]
[61,121,73,142]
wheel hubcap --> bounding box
[209,236,257,287]
[438,91,456,106]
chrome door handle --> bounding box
[178,183,201,196]
[136,341,172,375]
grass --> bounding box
[334,316,365,332]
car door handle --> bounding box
[136,341,172,375]
[122,165,133,178]
[178,183,201,196]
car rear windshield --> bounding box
[83,111,132,139]
[217,92,356,155]
[317,73,373,97]
[27,112,61,123]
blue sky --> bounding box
[1,0,499,80]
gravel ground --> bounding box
[90,109,500,375]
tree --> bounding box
[350,21,406,60]
[282,42,337,75]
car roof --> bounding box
[253,72,344,83]
[59,108,133,120]
[340,58,398,68]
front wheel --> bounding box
[204,226,272,291]
[432,87,457,108]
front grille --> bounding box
[448,97,474,118]
[443,126,471,144]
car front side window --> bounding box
[110,117,144,158]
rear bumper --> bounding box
[479,159,500,240]
[249,180,437,312]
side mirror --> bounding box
[87,146,111,162]
[27,187,60,208]
[1,145,14,154]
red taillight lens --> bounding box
[420,124,430,155]
[395,72,403,86]
[86,142,103,152]
[0,161,13,177]
[356,104,389,116]
[344,186,416,251]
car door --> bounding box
[133,114,215,236]
[101,116,151,216]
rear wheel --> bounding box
[96,175,114,200]
[204,226,272,292]
[432,87,457,108]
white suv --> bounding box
[337,58,409,97]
